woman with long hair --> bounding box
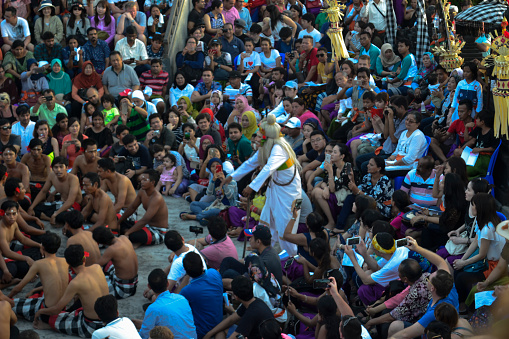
[61,117,88,168]
[167,110,183,146]
[169,71,195,110]
[203,0,225,36]
[90,0,115,47]
[417,173,468,250]
[453,193,504,303]
[434,302,474,339]
[390,190,412,238]
[34,2,64,45]
[51,113,69,150]
[84,112,113,157]
[294,237,340,285]
[66,3,91,44]
[316,295,341,339]
[432,156,468,200]
[34,120,59,159]
[258,38,282,79]
[262,5,297,41]
[292,98,321,128]
[175,36,205,85]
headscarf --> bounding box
[47,59,71,95]
[210,90,223,115]
[207,157,222,170]
[241,111,258,140]
[236,95,257,115]
[73,61,101,89]
[452,67,464,80]
[172,70,189,90]
[416,52,437,80]
[199,135,214,159]
[303,118,328,139]
[178,96,199,121]
[27,59,45,81]
[379,43,401,68]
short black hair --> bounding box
[458,99,473,112]
[151,58,162,65]
[0,118,10,127]
[18,330,40,339]
[65,210,84,230]
[478,109,494,128]
[207,216,228,239]
[228,122,242,133]
[182,122,195,132]
[183,252,204,278]
[92,226,115,246]
[97,158,116,172]
[122,134,136,146]
[362,90,375,102]
[164,230,184,252]
[1,200,18,212]
[101,93,115,105]
[116,124,130,137]
[196,113,211,123]
[398,38,411,47]
[357,67,370,78]
[374,232,395,251]
[4,177,22,198]
[126,25,137,35]
[425,321,452,339]
[41,231,61,254]
[279,26,292,40]
[432,269,454,298]
[231,275,253,301]
[360,30,371,39]
[41,31,55,41]
[83,172,101,187]
[65,244,85,267]
[391,95,408,109]
[399,258,422,283]
[94,294,118,324]
[2,144,17,155]
[302,13,315,22]
[87,27,98,35]
[149,113,163,123]
[52,156,69,168]
[144,169,160,184]
[360,209,382,229]
[28,138,43,150]
[148,268,168,293]
[82,138,97,150]
[249,24,262,34]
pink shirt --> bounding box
[89,15,116,45]
[384,285,410,309]
[222,7,240,25]
[201,234,238,269]
[298,111,322,128]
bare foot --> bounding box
[0,278,21,289]
[227,228,241,237]
[33,318,52,330]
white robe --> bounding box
[231,144,301,255]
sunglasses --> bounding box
[1,126,11,130]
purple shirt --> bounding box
[89,15,116,45]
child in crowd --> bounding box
[152,144,167,170]
[271,80,285,108]
[82,102,97,132]
[390,189,412,239]
[156,153,177,196]
[101,94,119,131]
[147,34,165,59]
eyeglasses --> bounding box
[406,119,417,124]
[1,126,11,130]
[317,54,326,57]
[310,138,324,144]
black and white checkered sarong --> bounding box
[13,296,45,321]
[104,264,138,299]
[415,0,430,68]
[456,0,508,24]
[50,308,103,338]
[385,0,398,47]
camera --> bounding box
[384,105,397,115]
[189,225,204,235]
[313,279,330,289]
[178,105,183,110]
[184,132,191,140]
[396,238,408,248]
[45,96,52,101]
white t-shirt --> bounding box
[239,52,262,71]
[147,14,165,28]
[92,317,141,339]
[167,244,207,285]
[298,28,322,46]
[1,17,30,41]
[184,137,200,160]
[259,49,280,70]
[476,222,506,261]
[371,247,409,287]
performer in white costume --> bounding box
[223,114,302,255]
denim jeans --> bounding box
[190,201,222,220]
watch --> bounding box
[132,103,137,107]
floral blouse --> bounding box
[323,162,351,192]
[358,173,393,218]
[390,272,432,322]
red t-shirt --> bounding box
[302,48,319,82]
[448,119,473,145]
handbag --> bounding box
[445,220,476,256]
[463,248,488,273]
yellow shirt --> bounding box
[317,62,333,84]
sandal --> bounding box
[179,212,190,220]
[330,228,345,236]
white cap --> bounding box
[132,90,145,101]
[285,117,301,129]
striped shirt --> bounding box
[122,109,150,142]
[140,70,169,97]
[400,169,438,207]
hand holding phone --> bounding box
[346,237,360,246]
[396,238,408,248]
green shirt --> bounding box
[227,134,253,168]
[122,109,150,141]
[30,103,67,128]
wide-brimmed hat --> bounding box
[39,0,55,11]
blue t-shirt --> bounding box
[417,285,459,328]
[180,269,224,338]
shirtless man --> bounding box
[118,169,169,248]
[27,156,83,225]
[2,145,30,198]
[0,299,17,339]
[63,210,101,266]
[9,232,69,321]
[93,226,139,299]
[34,244,109,337]
[82,172,118,232]
[97,158,136,215]
[71,139,99,177]
[21,138,52,183]
[0,201,42,284]
[0,164,7,200]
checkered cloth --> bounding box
[415,0,430,68]
[385,0,398,47]
[456,0,508,24]
[104,264,138,299]
[13,296,45,321]
[142,225,166,245]
[50,308,103,338]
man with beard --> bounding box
[82,27,111,74]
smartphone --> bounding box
[205,99,211,106]
[396,238,408,248]
[345,162,352,175]
[153,130,160,137]
[189,225,204,234]
[178,105,183,110]
[184,132,191,140]
[294,254,300,260]
[313,279,330,289]
[294,198,303,210]
[325,154,331,163]
[346,237,361,246]
[116,156,126,160]
[215,164,222,173]
[353,79,361,86]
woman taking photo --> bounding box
[61,117,88,168]
[89,0,116,47]
[176,96,199,124]
[84,112,113,157]
[0,93,18,124]
[51,113,69,150]
[169,71,195,111]
[293,237,340,285]
[203,0,225,36]
[167,110,183,148]
[311,143,353,230]
[34,120,59,159]
[262,5,297,41]
[453,193,505,304]
[34,2,64,45]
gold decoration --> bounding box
[432,0,465,72]
[322,0,349,60]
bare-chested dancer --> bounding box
[118,169,168,248]
[10,232,69,321]
[63,210,101,266]
[97,158,136,216]
[71,139,99,177]
[2,145,30,198]
[82,172,118,232]
[21,139,52,198]
[93,226,139,299]
[27,156,83,225]
[34,244,109,337]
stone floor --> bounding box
[6,194,250,338]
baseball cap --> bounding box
[283,81,298,90]
[229,70,242,78]
[244,225,271,241]
[285,117,301,129]
[234,19,246,28]
[209,38,221,46]
[131,90,145,101]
